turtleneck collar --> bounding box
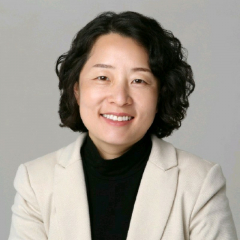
[80,133,152,180]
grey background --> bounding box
[1,0,239,238]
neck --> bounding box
[96,145,131,160]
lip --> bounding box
[100,112,134,117]
[100,113,134,126]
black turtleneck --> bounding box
[80,133,152,240]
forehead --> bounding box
[87,33,149,65]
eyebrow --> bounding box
[93,64,115,69]
[92,64,151,72]
[132,67,151,73]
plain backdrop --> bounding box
[1,0,239,238]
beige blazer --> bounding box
[9,133,237,240]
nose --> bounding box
[107,83,133,106]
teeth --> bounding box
[102,114,133,121]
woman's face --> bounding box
[74,33,158,152]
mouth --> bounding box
[100,114,134,122]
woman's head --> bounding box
[56,11,195,139]
[73,33,159,151]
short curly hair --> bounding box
[56,11,195,138]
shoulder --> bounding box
[150,135,217,172]
[151,138,237,238]
[150,135,224,187]
[175,148,225,192]
[150,137,228,210]
[14,133,87,188]
[176,148,217,177]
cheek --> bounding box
[137,91,158,116]
[79,86,105,113]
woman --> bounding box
[9,11,237,240]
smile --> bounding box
[101,114,133,122]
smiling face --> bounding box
[74,33,159,158]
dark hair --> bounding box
[56,11,195,138]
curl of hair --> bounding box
[56,11,195,138]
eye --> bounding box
[132,79,146,84]
[97,76,109,81]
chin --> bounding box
[102,137,131,146]
[102,133,142,147]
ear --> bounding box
[73,81,80,105]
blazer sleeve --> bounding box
[8,164,48,240]
[189,164,238,240]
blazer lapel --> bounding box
[126,136,179,240]
[53,133,92,240]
